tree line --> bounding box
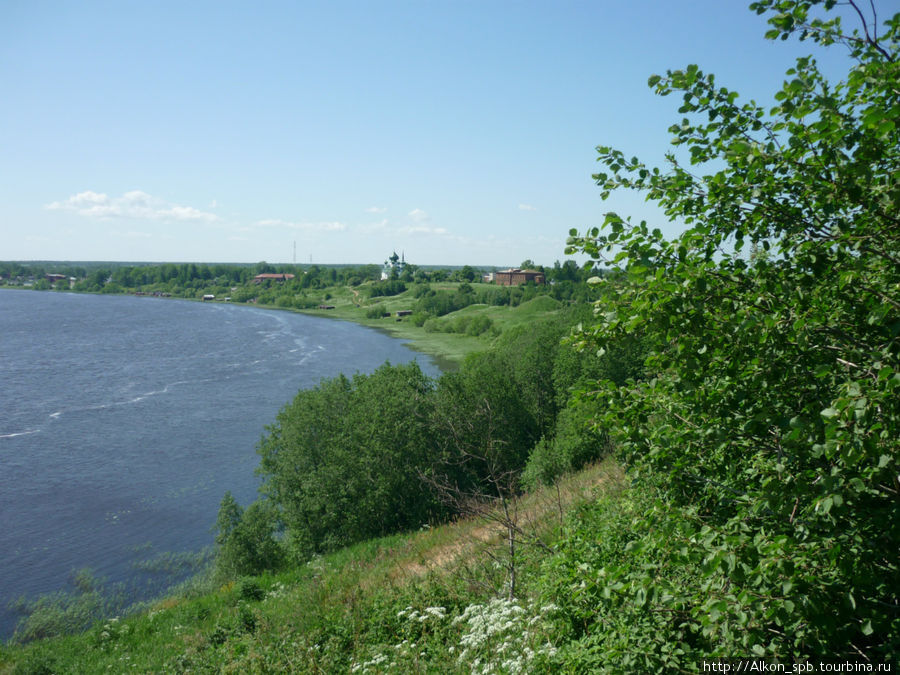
[1,259,598,306]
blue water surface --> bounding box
[0,290,439,639]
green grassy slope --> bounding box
[0,459,623,674]
[299,283,568,367]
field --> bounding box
[297,281,570,367]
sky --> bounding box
[0,0,862,267]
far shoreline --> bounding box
[231,297,463,373]
[1,287,462,372]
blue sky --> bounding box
[0,1,857,266]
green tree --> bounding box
[457,265,477,282]
[257,363,441,558]
[494,320,569,436]
[521,400,608,489]
[564,0,899,663]
[431,350,541,498]
[213,492,284,579]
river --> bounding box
[0,289,439,640]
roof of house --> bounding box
[498,268,543,275]
[254,273,295,280]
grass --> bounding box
[298,282,568,368]
[0,458,624,674]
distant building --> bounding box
[381,251,406,280]
[493,268,545,286]
[252,273,295,284]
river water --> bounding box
[0,289,439,639]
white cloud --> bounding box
[254,219,347,232]
[160,205,218,222]
[46,190,219,224]
[408,208,429,222]
[518,203,537,211]
[365,206,387,214]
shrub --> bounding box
[257,363,442,558]
[214,494,285,580]
[522,403,608,489]
[566,1,900,660]
[367,280,406,298]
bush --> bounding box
[367,280,406,298]
[522,403,608,489]
[236,578,265,603]
[214,495,284,580]
[566,1,900,660]
[257,363,443,558]
[410,311,431,327]
[465,314,492,336]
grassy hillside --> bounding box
[300,282,569,367]
[0,459,623,674]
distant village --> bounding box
[0,252,570,294]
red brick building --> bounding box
[493,268,545,286]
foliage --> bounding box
[257,362,443,559]
[213,493,285,580]
[422,312,496,337]
[415,288,475,317]
[566,0,899,662]
[366,279,407,298]
[493,320,570,436]
[430,350,540,499]
[522,402,610,489]
[541,484,709,671]
[365,304,390,319]
[7,570,128,644]
[253,303,611,566]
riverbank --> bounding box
[294,283,571,368]
[55,282,571,369]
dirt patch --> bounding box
[391,458,623,581]
[395,523,496,580]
